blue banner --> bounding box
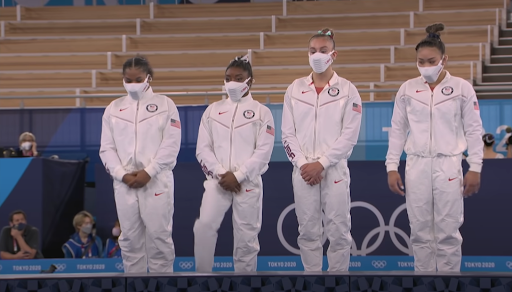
[1,100,511,182]
[1,256,512,274]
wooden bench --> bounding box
[18,5,149,21]
[0,37,122,54]
[285,0,417,15]
[4,20,136,37]
[424,0,505,11]
[0,7,16,21]
[154,2,282,18]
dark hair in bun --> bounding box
[415,23,445,55]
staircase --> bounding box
[479,14,512,99]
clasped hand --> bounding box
[301,162,324,186]
[218,172,241,193]
[122,170,151,188]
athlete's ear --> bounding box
[247,77,254,88]
[331,50,338,60]
[443,55,448,66]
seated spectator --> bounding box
[103,220,122,258]
[17,132,40,157]
[483,133,505,159]
[62,211,102,258]
[0,210,43,259]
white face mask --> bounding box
[81,224,92,235]
[309,51,334,74]
[417,58,445,83]
[224,78,251,102]
[123,75,150,100]
[112,227,121,237]
[21,142,32,151]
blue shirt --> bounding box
[62,233,102,258]
[103,238,122,258]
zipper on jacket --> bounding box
[313,93,319,156]
[429,91,433,156]
[228,103,239,171]
[134,100,140,168]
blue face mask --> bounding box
[15,223,26,231]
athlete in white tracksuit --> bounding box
[100,57,181,273]
[386,24,483,272]
[194,55,274,272]
[281,28,363,272]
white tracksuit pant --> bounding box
[193,177,263,272]
[405,155,464,272]
[114,170,175,273]
[293,159,352,271]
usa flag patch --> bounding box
[266,125,275,136]
[352,103,362,114]
[473,101,480,110]
[171,119,181,129]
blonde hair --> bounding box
[19,132,36,144]
[73,211,94,232]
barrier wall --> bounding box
[1,100,511,182]
[1,0,253,7]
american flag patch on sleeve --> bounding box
[266,125,275,136]
[352,103,362,114]
[473,101,480,110]
[171,119,181,129]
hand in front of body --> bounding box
[219,172,241,193]
[463,171,480,197]
[123,170,151,188]
[387,171,405,196]
[300,162,324,186]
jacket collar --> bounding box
[306,71,339,88]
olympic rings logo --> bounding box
[372,260,387,269]
[179,261,194,270]
[277,201,412,256]
[54,264,66,272]
[506,261,512,269]
[115,263,124,270]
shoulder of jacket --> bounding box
[289,77,308,90]
[107,96,128,110]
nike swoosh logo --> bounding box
[416,90,427,93]
[334,180,343,184]
[302,91,311,94]
[219,111,228,115]
[155,193,163,196]
[246,189,254,192]
[120,107,129,111]
[448,178,457,181]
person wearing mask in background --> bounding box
[100,56,181,273]
[103,220,122,258]
[281,28,363,272]
[482,133,505,159]
[194,55,275,272]
[16,132,39,157]
[62,211,102,258]
[0,210,43,259]
[386,23,484,272]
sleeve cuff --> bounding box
[113,166,127,182]
[318,156,330,170]
[144,164,158,178]
[214,165,227,179]
[233,170,246,183]
[468,163,482,173]
[386,163,399,173]
[296,158,308,169]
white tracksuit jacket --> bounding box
[194,93,275,272]
[386,72,483,172]
[196,93,274,184]
[281,72,362,272]
[385,72,483,272]
[99,87,181,273]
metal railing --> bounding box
[1,86,512,108]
